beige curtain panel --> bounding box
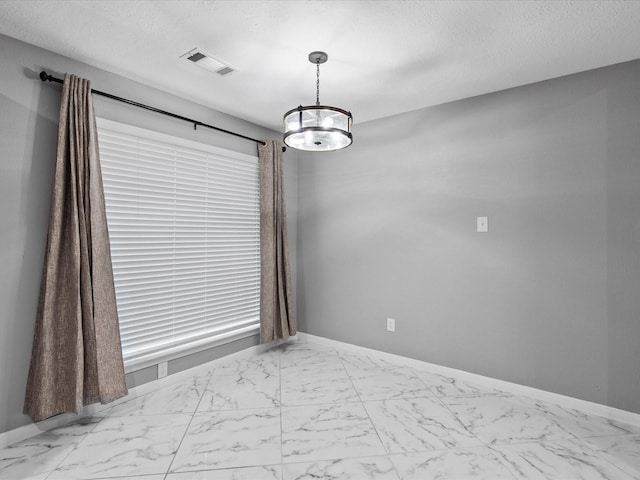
[24,75,128,422]
[258,140,296,342]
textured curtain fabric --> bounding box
[258,140,296,342]
[24,75,128,422]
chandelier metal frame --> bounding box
[283,51,353,152]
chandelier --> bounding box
[283,51,353,152]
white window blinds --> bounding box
[97,118,260,370]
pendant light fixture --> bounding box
[283,51,353,152]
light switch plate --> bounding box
[477,216,489,233]
[387,318,396,332]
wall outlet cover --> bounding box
[157,361,168,379]
[477,216,489,233]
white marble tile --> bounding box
[48,414,191,479]
[492,439,635,479]
[517,396,640,439]
[8,474,52,480]
[280,355,346,377]
[390,447,517,480]
[171,408,281,472]
[339,351,406,376]
[280,339,335,352]
[349,368,433,402]
[281,369,359,406]
[0,418,100,479]
[108,374,210,416]
[442,393,569,445]
[282,402,386,463]
[0,443,71,479]
[91,476,166,480]
[282,456,400,480]
[364,397,483,453]
[279,346,341,369]
[214,350,280,377]
[414,370,507,398]
[167,464,281,479]
[579,434,640,478]
[198,373,280,411]
[8,340,639,480]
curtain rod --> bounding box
[39,71,285,152]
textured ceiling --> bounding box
[1,0,640,131]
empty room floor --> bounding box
[2,339,640,480]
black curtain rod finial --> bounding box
[40,71,63,84]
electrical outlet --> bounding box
[477,216,489,233]
[157,361,168,379]
[386,317,396,332]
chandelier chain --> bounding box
[316,61,320,106]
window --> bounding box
[97,118,260,371]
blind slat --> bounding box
[98,120,260,369]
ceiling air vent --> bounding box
[181,48,235,77]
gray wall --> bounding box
[2,29,638,437]
[0,33,297,434]
[297,59,640,414]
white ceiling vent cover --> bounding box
[181,48,235,77]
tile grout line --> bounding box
[38,412,108,478]
[163,368,215,477]
[343,352,510,480]
[513,436,637,480]
[337,351,402,480]
[405,366,486,461]
[411,369,484,445]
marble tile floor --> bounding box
[2,339,640,480]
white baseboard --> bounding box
[296,332,640,428]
